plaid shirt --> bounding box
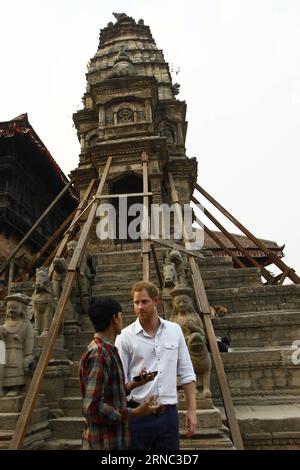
[79,335,131,450]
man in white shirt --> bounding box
[115,281,197,450]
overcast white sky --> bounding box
[1,0,300,278]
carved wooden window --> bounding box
[118,108,134,123]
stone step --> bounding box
[42,433,234,450]
[213,310,300,348]
[95,250,234,271]
[95,266,261,290]
[49,417,84,439]
[60,397,82,417]
[65,377,81,396]
[179,430,234,450]
[0,407,49,429]
[207,284,300,314]
[49,410,222,440]
[0,421,51,450]
[222,404,300,450]
[211,347,300,400]
[68,346,300,401]
[42,438,82,450]
[59,398,223,430]
[0,393,46,413]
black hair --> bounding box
[88,296,122,332]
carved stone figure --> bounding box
[52,257,68,301]
[30,267,56,336]
[162,250,189,319]
[66,240,92,314]
[169,250,188,286]
[109,48,135,78]
[0,293,34,397]
[113,12,135,24]
[162,261,177,319]
[172,82,180,96]
[0,331,5,397]
[170,285,212,398]
[52,256,75,321]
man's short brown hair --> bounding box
[131,281,159,299]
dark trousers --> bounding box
[129,404,179,450]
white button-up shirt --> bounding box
[115,317,196,405]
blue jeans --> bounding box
[129,404,179,450]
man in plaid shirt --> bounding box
[79,296,160,450]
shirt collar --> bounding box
[94,332,115,348]
[134,317,166,335]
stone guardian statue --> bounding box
[0,293,34,397]
[170,285,212,399]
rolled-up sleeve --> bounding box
[177,328,196,384]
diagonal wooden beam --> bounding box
[192,195,275,284]
[0,182,72,277]
[194,183,300,284]
[9,159,112,449]
[169,173,244,450]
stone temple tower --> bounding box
[71,12,197,246]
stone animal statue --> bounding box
[52,256,75,321]
[161,262,178,319]
[113,12,135,23]
[187,333,212,398]
[30,267,56,337]
[66,240,92,315]
[52,257,68,301]
[168,250,189,286]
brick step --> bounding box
[0,421,51,450]
[49,417,85,439]
[60,397,82,417]
[49,409,222,440]
[222,404,300,450]
[207,284,300,314]
[95,250,233,270]
[41,432,234,450]
[42,438,82,450]
[96,262,144,273]
[213,310,300,348]
[64,377,81,396]
[0,407,49,429]
[94,266,261,291]
[211,347,300,400]
[179,430,234,450]
[215,394,300,407]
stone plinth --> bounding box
[0,393,51,449]
[33,338,73,418]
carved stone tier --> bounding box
[0,394,51,449]
[34,337,73,418]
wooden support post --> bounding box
[169,173,244,450]
[0,182,73,278]
[18,209,77,280]
[9,160,112,449]
[198,218,247,268]
[141,152,150,282]
[45,179,96,274]
[194,183,300,284]
[150,243,163,289]
[148,236,205,260]
[7,258,15,295]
